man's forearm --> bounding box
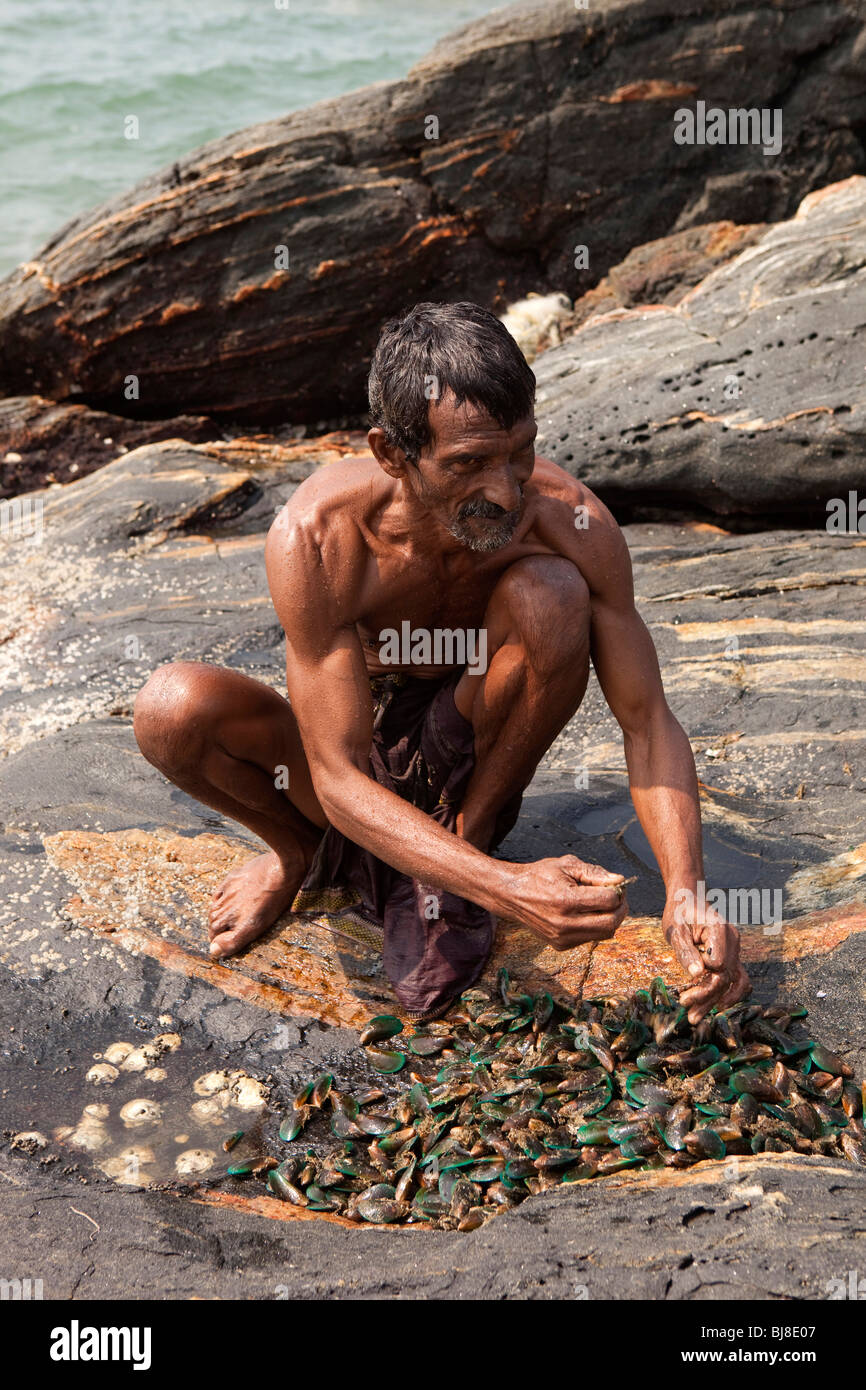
[315,765,514,915]
[623,707,704,900]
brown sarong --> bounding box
[290,670,521,1019]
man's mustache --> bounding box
[457,497,521,523]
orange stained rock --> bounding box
[590,1150,852,1193]
[159,301,199,322]
[599,80,698,103]
[192,1187,415,1230]
[311,260,343,279]
[42,827,866,1030]
[393,215,473,252]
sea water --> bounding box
[0,0,502,276]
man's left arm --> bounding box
[576,508,751,1021]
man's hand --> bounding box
[505,854,628,950]
[663,896,751,1023]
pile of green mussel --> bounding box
[227,974,866,1228]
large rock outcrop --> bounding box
[1,440,863,1295]
[0,0,863,424]
[535,176,866,519]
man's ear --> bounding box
[368,426,411,478]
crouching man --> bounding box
[133,301,750,1021]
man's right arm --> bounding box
[265,506,626,949]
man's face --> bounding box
[408,392,537,552]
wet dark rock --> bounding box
[0,0,863,423]
[0,396,222,499]
[536,177,866,519]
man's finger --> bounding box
[563,857,626,888]
[667,921,704,979]
[714,966,752,1013]
[691,920,734,973]
[548,916,623,946]
[561,882,627,913]
[681,970,731,1023]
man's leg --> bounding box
[133,661,326,958]
[454,555,591,851]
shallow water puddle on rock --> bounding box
[2,1015,287,1191]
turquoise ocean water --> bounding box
[0,0,501,278]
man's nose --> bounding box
[482,468,523,514]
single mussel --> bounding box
[596,1152,643,1175]
[329,1110,363,1139]
[561,1161,598,1182]
[412,1190,450,1219]
[468,1160,506,1183]
[395,1157,417,1202]
[662,1100,693,1152]
[626,1074,673,1107]
[356,1087,386,1106]
[607,1116,653,1143]
[376,1127,416,1155]
[330,1091,359,1119]
[408,1033,450,1057]
[839,1132,866,1167]
[310,1072,334,1107]
[684,1127,726,1160]
[574,1121,614,1147]
[618,1135,658,1160]
[226,1158,256,1177]
[279,1106,310,1142]
[532,993,555,1031]
[808,1043,853,1078]
[535,1148,585,1171]
[357,1196,408,1223]
[364,1046,406,1074]
[292,1080,315,1108]
[267,1169,308,1205]
[650,976,673,1010]
[354,1112,398,1137]
[675,1044,721,1074]
[730,1067,782,1102]
[359,1015,404,1047]
[582,1076,614,1116]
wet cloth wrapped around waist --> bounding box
[290,669,521,1018]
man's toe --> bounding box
[209,930,238,958]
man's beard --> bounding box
[447,497,521,553]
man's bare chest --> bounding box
[354,540,558,673]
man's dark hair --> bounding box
[367,300,536,464]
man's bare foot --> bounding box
[208,850,307,959]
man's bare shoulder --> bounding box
[530,454,626,563]
[531,454,609,519]
[265,455,384,625]
[281,453,383,527]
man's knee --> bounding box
[490,556,590,668]
[133,661,214,768]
